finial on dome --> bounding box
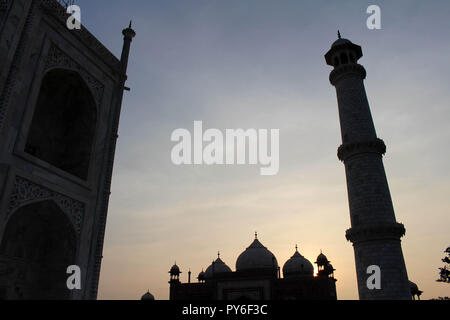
[129,20,132,29]
[217,251,220,258]
[255,231,258,239]
[337,30,341,39]
[295,244,298,252]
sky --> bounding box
[73,0,450,300]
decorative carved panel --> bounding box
[7,176,85,235]
[44,43,105,107]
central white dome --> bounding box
[236,237,278,271]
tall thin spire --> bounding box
[120,21,136,74]
[337,30,341,39]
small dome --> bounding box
[204,257,232,279]
[331,38,351,48]
[282,247,314,278]
[325,32,363,67]
[141,291,155,300]
[236,236,278,272]
[316,252,329,266]
[169,263,181,275]
[197,270,205,281]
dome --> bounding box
[316,252,329,266]
[282,247,314,278]
[197,270,205,281]
[169,263,181,275]
[331,38,351,48]
[204,257,232,279]
[325,32,363,67]
[141,291,155,300]
[236,237,278,272]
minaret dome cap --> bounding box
[325,33,363,66]
[169,263,181,275]
[316,252,329,266]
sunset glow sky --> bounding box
[75,0,450,300]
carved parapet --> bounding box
[329,63,366,86]
[337,138,386,162]
[345,222,406,243]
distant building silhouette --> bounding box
[166,234,337,300]
[325,34,411,299]
[0,0,134,299]
[141,290,155,301]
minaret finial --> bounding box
[217,251,220,258]
[295,244,298,252]
[129,21,132,28]
[338,30,341,39]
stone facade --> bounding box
[170,272,337,300]
[325,37,411,299]
[0,0,133,299]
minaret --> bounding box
[168,263,181,300]
[90,22,136,298]
[120,21,137,74]
[325,33,411,299]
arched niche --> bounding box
[0,200,77,300]
[25,68,97,180]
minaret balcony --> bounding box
[345,222,406,243]
[337,138,386,162]
[329,64,367,85]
